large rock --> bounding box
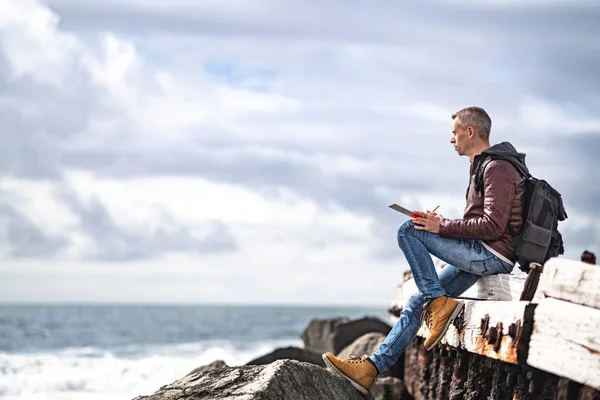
[133,359,368,400]
[245,346,325,367]
[337,332,387,360]
[301,316,392,355]
[300,317,349,354]
[337,333,404,380]
[371,377,412,400]
[185,360,228,377]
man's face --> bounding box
[450,119,470,156]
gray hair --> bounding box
[451,106,492,140]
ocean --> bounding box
[0,304,388,400]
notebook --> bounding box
[388,203,420,218]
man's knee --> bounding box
[397,220,414,238]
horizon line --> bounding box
[0,300,389,309]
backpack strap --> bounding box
[474,154,531,195]
[507,220,518,236]
[474,154,531,237]
[474,155,495,195]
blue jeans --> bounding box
[370,220,513,373]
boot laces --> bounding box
[420,304,433,329]
[348,353,368,363]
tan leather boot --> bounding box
[322,352,377,395]
[421,295,464,350]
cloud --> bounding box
[41,0,600,107]
[0,202,68,258]
[0,177,238,262]
[551,132,600,216]
[55,187,238,261]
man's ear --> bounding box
[468,126,476,138]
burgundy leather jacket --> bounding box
[439,154,526,263]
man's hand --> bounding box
[412,210,444,234]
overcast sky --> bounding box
[1,0,598,306]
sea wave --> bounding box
[0,339,302,400]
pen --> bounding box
[431,205,440,213]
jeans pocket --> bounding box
[469,258,490,275]
[471,256,512,275]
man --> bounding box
[322,106,527,395]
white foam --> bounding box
[0,339,302,400]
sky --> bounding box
[1,0,599,306]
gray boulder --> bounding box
[301,316,392,355]
[185,360,228,377]
[132,359,368,400]
[371,377,412,400]
[337,332,387,360]
[245,346,325,367]
[300,317,349,354]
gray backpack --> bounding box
[475,155,567,273]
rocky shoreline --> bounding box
[133,315,412,400]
